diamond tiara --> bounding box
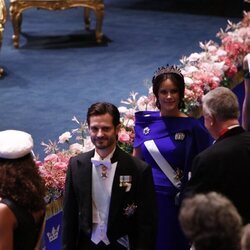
[153,65,183,79]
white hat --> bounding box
[0,130,34,159]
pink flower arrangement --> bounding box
[179,11,250,114]
[37,117,94,203]
[36,152,71,203]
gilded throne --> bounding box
[0,0,7,76]
[9,0,104,48]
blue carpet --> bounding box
[0,0,243,158]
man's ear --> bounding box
[209,114,216,126]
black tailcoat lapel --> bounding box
[76,149,94,234]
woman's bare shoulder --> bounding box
[0,202,16,227]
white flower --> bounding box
[69,143,85,154]
[122,108,136,119]
[215,48,227,57]
[182,65,199,75]
[118,106,128,113]
[123,118,135,128]
[58,131,72,144]
[72,116,80,124]
[187,52,202,62]
[83,136,95,152]
[121,91,138,106]
[148,86,153,95]
[184,77,194,86]
[137,95,151,110]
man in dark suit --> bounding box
[184,86,250,224]
[62,102,157,250]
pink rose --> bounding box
[35,160,43,167]
[44,153,58,163]
[54,161,68,171]
[118,129,131,143]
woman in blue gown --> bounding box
[133,65,212,250]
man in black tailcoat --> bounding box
[184,86,250,224]
[62,102,157,250]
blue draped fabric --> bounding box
[134,111,212,250]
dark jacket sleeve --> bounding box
[62,157,79,250]
[133,160,157,250]
[182,152,213,200]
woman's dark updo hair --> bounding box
[152,65,185,110]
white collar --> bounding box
[227,124,240,130]
[93,147,116,161]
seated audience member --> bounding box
[241,224,250,250]
[179,192,242,250]
[0,130,46,250]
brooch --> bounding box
[143,127,150,135]
[174,168,184,181]
[101,165,108,179]
[174,132,185,140]
[124,203,137,217]
[119,175,132,192]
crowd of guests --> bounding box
[0,53,249,250]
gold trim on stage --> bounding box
[45,196,63,219]
[9,0,104,48]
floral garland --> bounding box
[36,117,94,203]
[182,11,250,114]
[37,11,250,203]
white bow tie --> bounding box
[91,158,112,168]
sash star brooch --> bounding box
[124,203,137,217]
[174,168,184,181]
[119,175,132,192]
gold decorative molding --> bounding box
[9,0,104,48]
[45,196,63,219]
[0,0,6,76]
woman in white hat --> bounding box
[0,130,46,250]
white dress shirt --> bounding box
[91,148,117,245]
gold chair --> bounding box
[0,0,7,76]
[9,0,104,48]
